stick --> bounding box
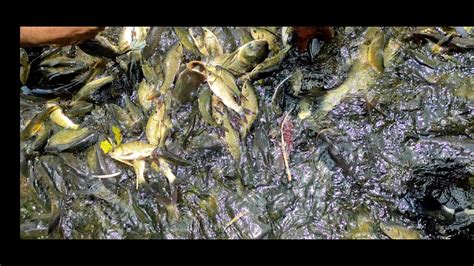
[271,73,294,106]
[225,210,249,229]
[280,112,293,182]
[92,171,122,179]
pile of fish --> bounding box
[21,27,290,188]
[20,27,474,239]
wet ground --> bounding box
[20,27,473,239]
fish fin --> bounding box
[156,194,171,207]
[239,113,248,124]
[171,188,179,205]
[239,93,248,102]
[238,75,250,84]
[213,108,224,116]
[47,205,61,235]
[216,129,225,138]
[146,91,160,101]
[220,125,229,133]
[113,157,134,167]
[243,108,254,115]
[151,146,160,159]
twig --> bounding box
[225,210,249,229]
[464,209,474,215]
[280,112,293,182]
[92,171,122,179]
[271,73,294,106]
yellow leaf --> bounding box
[100,140,113,154]
[112,126,122,146]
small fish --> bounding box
[151,159,178,184]
[147,42,183,99]
[379,223,422,239]
[198,87,220,127]
[367,29,386,73]
[137,80,154,112]
[109,141,155,163]
[146,99,172,147]
[221,40,270,76]
[156,188,179,223]
[240,80,258,137]
[46,102,79,129]
[174,27,200,55]
[222,111,241,162]
[72,75,114,103]
[250,27,280,53]
[21,105,59,141]
[152,147,192,167]
[207,71,246,120]
[203,27,223,57]
[133,159,146,189]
